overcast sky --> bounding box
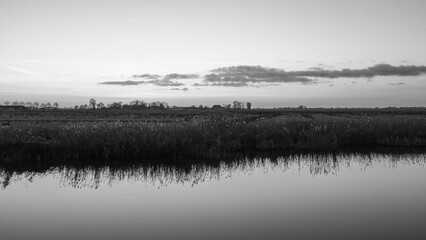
[1,0,425,107]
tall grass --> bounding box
[1,114,426,165]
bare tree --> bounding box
[223,104,231,109]
[109,102,122,109]
[233,101,239,109]
[96,102,105,109]
[89,98,97,109]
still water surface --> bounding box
[1,152,426,240]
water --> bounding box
[1,152,426,240]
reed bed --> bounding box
[1,114,426,165]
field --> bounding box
[1,108,426,169]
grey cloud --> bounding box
[390,82,406,86]
[99,80,145,86]
[164,73,199,80]
[200,64,426,87]
[101,64,426,88]
[291,64,426,78]
[193,83,209,87]
[210,82,249,87]
[99,78,183,87]
[151,79,184,87]
[133,74,161,79]
[171,87,189,91]
[204,66,313,87]
[308,67,324,71]
[101,73,192,87]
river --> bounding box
[1,152,425,240]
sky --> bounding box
[1,0,426,107]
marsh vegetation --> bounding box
[1,108,425,167]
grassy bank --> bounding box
[1,112,426,166]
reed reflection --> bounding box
[1,151,425,189]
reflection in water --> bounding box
[1,150,426,240]
[2,151,425,189]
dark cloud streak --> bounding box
[201,64,426,87]
[290,64,426,79]
[164,73,199,80]
[99,80,144,86]
[100,64,426,88]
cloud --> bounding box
[390,82,406,86]
[210,82,249,87]
[193,83,209,87]
[171,87,189,91]
[290,64,426,79]
[100,79,184,87]
[101,73,193,87]
[201,65,314,87]
[151,79,184,87]
[198,64,426,87]
[307,67,324,71]
[133,74,160,79]
[99,80,144,86]
[164,73,199,80]
[101,64,426,88]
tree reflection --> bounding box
[1,150,425,189]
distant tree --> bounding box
[89,98,96,109]
[53,102,59,108]
[96,102,105,109]
[199,105,203,109]
[12,101,18,106]
[233,101,243,109]
[4,101,10,106]
[46,102,51,108]
[74,105,79,109]
[129,100,144,106]
[223,104,231,109]
[109,102,122,109]
[18,101,25,106]
[40,103,47,108]
[33,102,39,108]
[246,102,252,110]
[233,101,239,109]
[26,102,33,108]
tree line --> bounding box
[2,99,252,110]
[3,101,59,109]
[76,99,170,110]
